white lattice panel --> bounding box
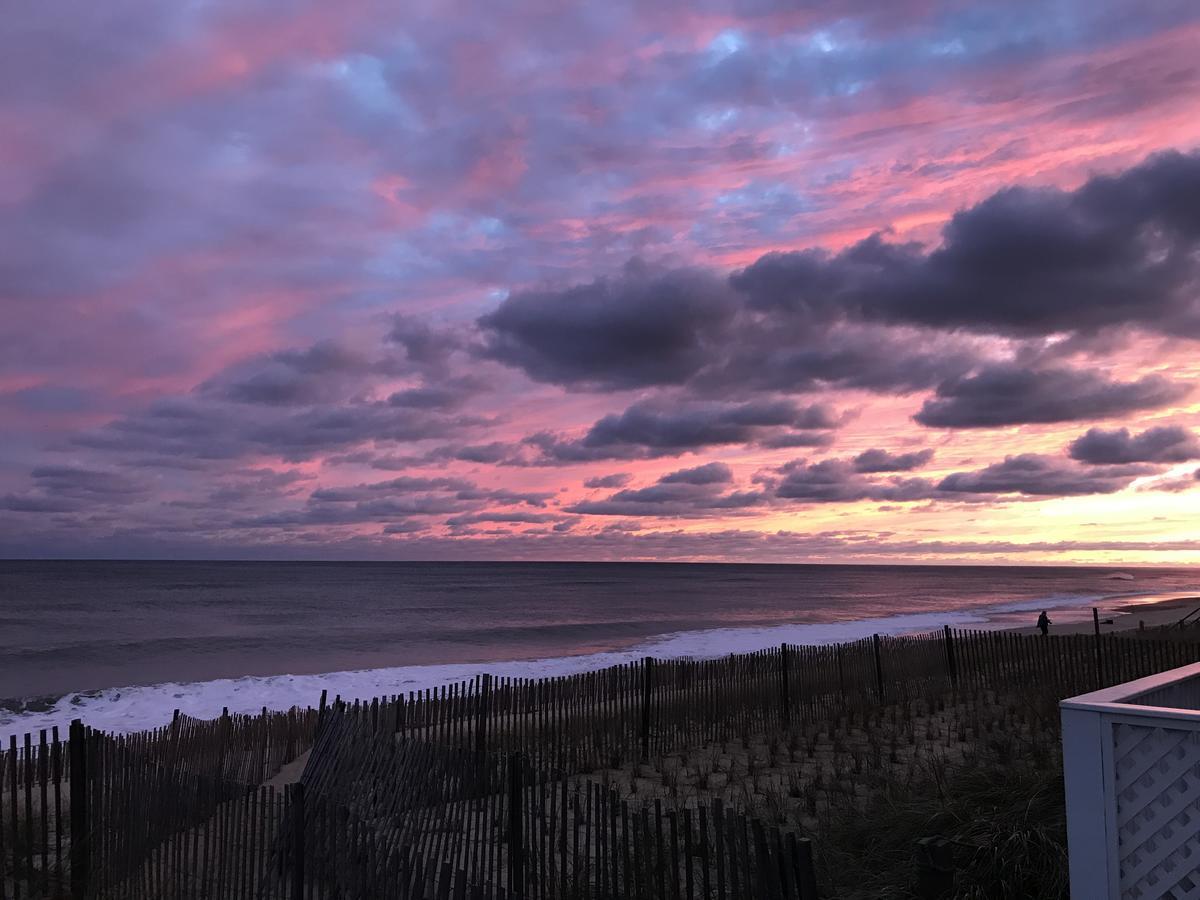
[1114,722,1200,899]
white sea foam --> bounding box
[2,609,993,741]
[14,591,1197,742]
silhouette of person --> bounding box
[1036,610,1051,636]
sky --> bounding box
[1,0,1199,564]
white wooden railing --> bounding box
[1061,661,1200,899]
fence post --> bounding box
[791,834,819,900]
[291,782,305,900]
[835,644,845,695]
[780,644,791,727]
[640,657,654,761]
[507,753,524,898]
[69,719,88,900]
[476,674,492,755]
[943,626,958,688]
[1092,608,1104,685]
[872,634,885,701]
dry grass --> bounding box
[575,682,1069,898]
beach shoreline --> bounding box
[1003,592,1200,636]
[6,588,1200,740]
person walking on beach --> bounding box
[1036,610,1051,636]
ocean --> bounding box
[2,560,1198,739]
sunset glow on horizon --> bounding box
[2,0,1199,564]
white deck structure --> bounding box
[1062,662,1200,899]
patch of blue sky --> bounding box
[696,107,739,131]
[707,29,746,60]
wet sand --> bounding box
[1005,593,1200,636]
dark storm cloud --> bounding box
[913,365,1188,428]
[478,262,736,390]
[1067,425,1200,464]
[732,149,1200,337]
[936,454,1155,496]
[853,448,934,472]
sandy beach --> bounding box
[1005,593,1200,636]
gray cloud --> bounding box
[589,399,835,451]
[76,388,489,464]
[914,365,1188,428]
[479,262,736,390]
[763,450,1158,503]
[445,511,568,527]
[732,150,1200,337]
[387,376,488,411]
[568,461,763,517]
[0,465,147,514]
[852,448,934,472]
[583,473,632,489]
[200,341,380,407]
[523,399,840,464]
[309,476,476,503]
[480,151,1200,406]
[1068,425,1200,464]
[936,454,1156,496]
[659,462,732,485]
[771,458,936,503]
